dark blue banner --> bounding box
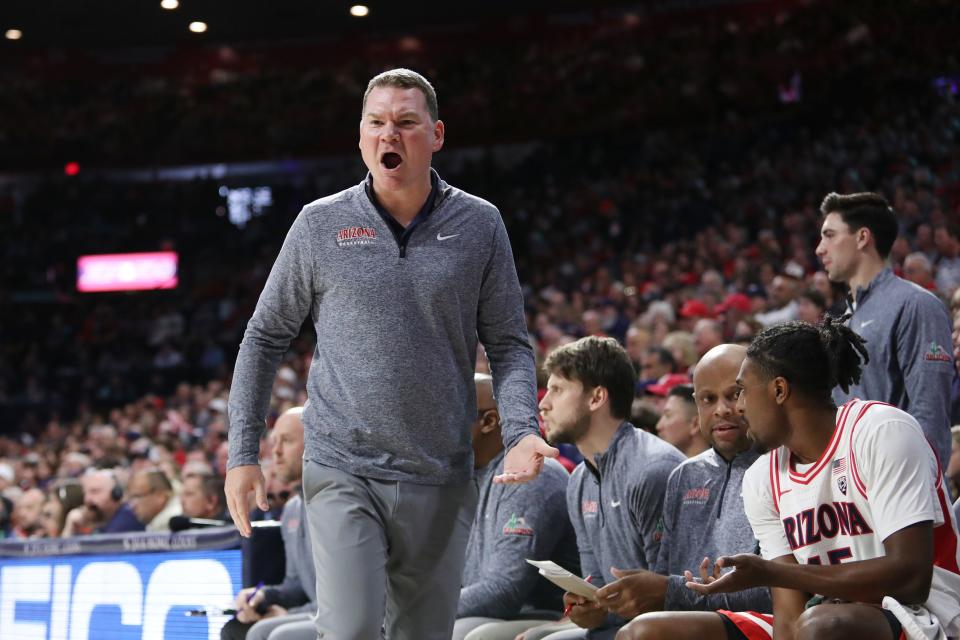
[0,531,243,639]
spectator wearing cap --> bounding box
[796,288,828,325]
[714,293,751,340]
[645,373,691,413]
[677,300,713,332]
[654,385,706,458]
[903,252,937,292]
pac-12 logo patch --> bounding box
[336,226,377,247]
[833,457,848,495]
[837,475,847,495]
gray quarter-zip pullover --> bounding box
[459,453,579,618]
[227,170,540,485]
[567,423,684,631]
[654,447,772,613]
[834,267,954,467]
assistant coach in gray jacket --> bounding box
[816,192,954,467]
[615,345,772,640]
[534,337,685,640]
[224,69,557,640]
[454,374,580,640]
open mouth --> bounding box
[713,422,740,434]
[381,152,403,170]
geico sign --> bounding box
[0,557,237,640]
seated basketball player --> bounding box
[619,317,960,640]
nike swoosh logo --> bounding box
[610,500,621,508]
[859,320,875,329]
[437,233,459,241]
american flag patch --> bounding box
[833,458,847,475]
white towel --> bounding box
[883,567,960,640]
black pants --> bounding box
[220,618,254,640]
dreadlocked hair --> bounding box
[745,315,869,404]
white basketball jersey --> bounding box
[743,399,960,573]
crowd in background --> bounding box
[1,0,960,538]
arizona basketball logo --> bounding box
[336,226,377,247]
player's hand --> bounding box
[563,591,606,629]
[683,556,722,585]
[494,434,559,484]
[225,465,268,538]
[595,567,668,619]
[684,554,770,595]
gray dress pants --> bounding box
[302,459,477,640]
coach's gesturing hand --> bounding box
[494,434,559,484]
[684,554,770,595]
[225,464,269,538]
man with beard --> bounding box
[532,336,685,639]
[63,469,143,536]
[610,344,772,639]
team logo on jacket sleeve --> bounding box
[503,513,534,536]
[336,227,378,247]
[925,342,952,363]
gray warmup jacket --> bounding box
[261,494,317,613]
[833,268,954,467]
[459,453,579,619]
[567,423,685,632]
[654,447,772,613]
[227,170,540,485]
